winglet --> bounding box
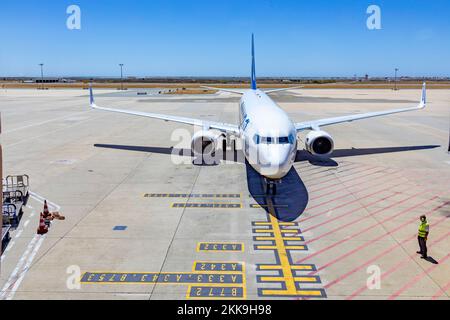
[416,82,427,109]
[89,83,95,107]
[420,82,426,108]
[251,34,257,90]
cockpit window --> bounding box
[254,134,295,145]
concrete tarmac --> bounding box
[0,88,449,300]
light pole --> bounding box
[394,68,399,91]
[119,64,124,90]
[39,63,44,89]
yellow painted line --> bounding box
[253,229,273,233]
[171,203,242,208]
[254,236,276,241]
[267,213,296,293]
[253,222,272,226]
[145,193,242,198]
[186,285,247,300]
[255,245,306,250]
[259,276,319,283]
[80,272,244,286]
[250,204,288,208]
[258,265,283,270]
[196,242,244,252]
[254,245,277,250]
[291,265,314,270]
[80,271,244,276]
[192,261,245,273]
[280,229,300,234]
[254,222,297,226]
[258,265,314,271]
[260,289,324,297]
[255,236,303,241]
[285,245,306,250]
[187,257,247,300]
[282,237,304,241]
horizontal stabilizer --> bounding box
[264,86,303,94]
[200,86,246,95]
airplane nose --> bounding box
[269,148,289,166]
[260,146,292,179]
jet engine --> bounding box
[191,131,224,156]
[305,130,334,156]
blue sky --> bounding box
[0,0,449,77]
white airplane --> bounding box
[89,34,426,194]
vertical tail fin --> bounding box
[251,34,257,90]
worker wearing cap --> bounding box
[417,215,429,259]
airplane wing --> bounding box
[89,86,240,134]
[295,83,427,131]
[264,86,303,94]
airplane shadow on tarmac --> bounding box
[295,145,440,167]
[94,144,439,222]
[245,160,308,222]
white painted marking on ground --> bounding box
[0,235,39,299]
[5,113,102,148]
[29,191,61,211]
[0,204,38,295]
[3,111,88,134]
[5,236,46,300]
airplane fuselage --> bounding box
[238,89,297,180]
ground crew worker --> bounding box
[417,215,429,259]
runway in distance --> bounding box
[89,34,427,193]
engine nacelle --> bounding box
[305,130,334,156]
[191,131,224,156]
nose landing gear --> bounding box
[265,178,281,195]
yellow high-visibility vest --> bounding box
[418,222,429,238]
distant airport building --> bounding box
[23,78,76,84]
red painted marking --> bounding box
[299,162,357,174]
[297,197,442,265]
[302,162,360,182]
[307,166,380,188]
[388,252,450,300]
[306,176,404,211]
[299,182,405,223]
[309,168,391,193]
[303,188,418,235]
[346,229,450,300]
[316,200,446,274]
[309,171,402,201]
[431,279,450,300]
